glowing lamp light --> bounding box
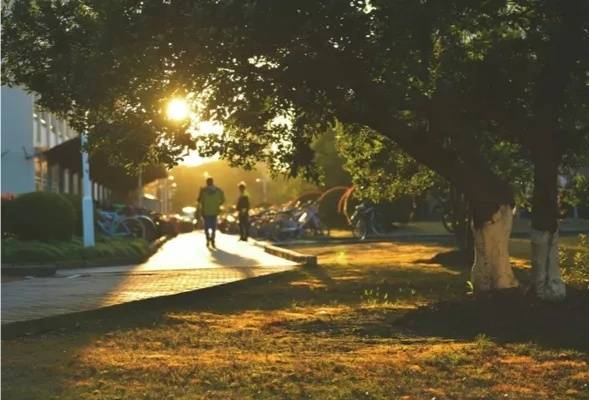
[166,98,189,121]
[182,206,196,215]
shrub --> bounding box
[1,193,17,237]
[1,236,149,264]
[560,234,589,289]
[9,192,76,241]
[60,193,83,235]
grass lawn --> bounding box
[509,235,582,260]
[2,242,588,400]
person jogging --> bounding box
[197,177,225,248]
[236,182,250,241]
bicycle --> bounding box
[96,209,148,239]
[297,202,330,238]
[350,203,385,240]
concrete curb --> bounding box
[1,235,172,276]
[249,238,318,267]
[264,244,318,267]
[272,235,453,247]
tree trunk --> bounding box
[451,189,473,261]
[531,138,566,301]
[531,229,565,301]
[471,204,519,290]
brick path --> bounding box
[1,232,297,324]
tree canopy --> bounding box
[4,1,587,192]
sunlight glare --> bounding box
[166,98,190,121]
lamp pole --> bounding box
[256,178,268,204]
[81,131,95,247]
[137,168,143,207]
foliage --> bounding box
[8,191,76,241]
[482,140,533,210]
[560,172,589,210]
[1,194,18,237]
[3,1,588,194]
[560,234,589,289]
[335,123,439,203]
[1,236,149,264]
[60,193,84,235]
[310,129,352,188]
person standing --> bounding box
[236,182,250,241]
[197,177,225,248]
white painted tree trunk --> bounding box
[531,229,566,301]
[471,204,519,291]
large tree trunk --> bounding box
[531,139,566,301]
[531,229,564,301]
[471,204,519,290]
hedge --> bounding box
[1,236,150,264]
[7,192,76,241]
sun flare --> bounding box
[166,98,190,121]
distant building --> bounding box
[1,86,172,212]
[1,85,112,201]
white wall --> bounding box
[1,86,35,194]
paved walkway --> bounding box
[1,232,297,324]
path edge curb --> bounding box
[250,239,317,267]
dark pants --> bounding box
[239,214,249,240]
[203,215,217,243]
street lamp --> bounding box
[255,177,268,204]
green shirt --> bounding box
[198,186,225,216]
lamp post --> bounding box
[255,177,268,204]
[137,169,143,207]
[81,131,95,247]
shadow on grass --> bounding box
[414,249,533,282]
[394,288,589,352]
[413,249,470,272]
[407,249,587,351]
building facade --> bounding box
[1,86,174,212]
[1,85,112,202]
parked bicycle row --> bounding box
[95,204,195,242]
[218,200,329,241]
